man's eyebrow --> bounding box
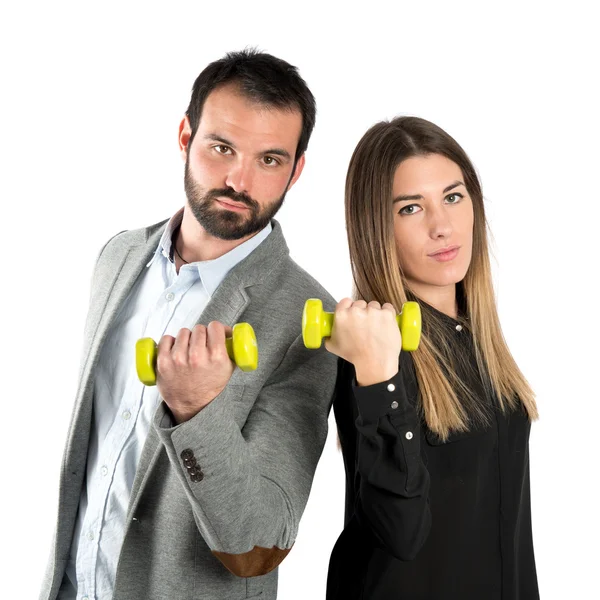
[203,134,291,161]
[393,180,465,204]
[262,147,291,160]
[204,133,235,147]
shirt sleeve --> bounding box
[350,353,432,561]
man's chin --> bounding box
[204,218,259,241]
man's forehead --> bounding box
[199,84,302,146]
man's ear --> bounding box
[287,153,306,191]
[179,116,192,162]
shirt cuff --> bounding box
[352,368,412,423]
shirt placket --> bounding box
[145,267,197,343]
[83,381,142,599]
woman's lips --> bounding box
[216,199,249,212]
[429,246,460,262]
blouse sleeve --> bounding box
[348,352,432,560]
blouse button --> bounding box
[387,383,396,392]
[455,324,463,331]
[405,431,413,440]
[391,401,399,409]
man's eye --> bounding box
[215,145,231,155]
[263,156,279,166]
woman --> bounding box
[325,117,539,599]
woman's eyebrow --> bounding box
[443,180,465,193]
[393,180,465,204]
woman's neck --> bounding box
[408,281,458,319]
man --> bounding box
[41,49,337,600]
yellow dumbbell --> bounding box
[302,299,421,351]
[135,322,258,386]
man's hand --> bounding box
[155,321,235,423]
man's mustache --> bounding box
[207,188,258,210]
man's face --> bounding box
[181,83,305,240]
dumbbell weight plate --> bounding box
[228,322,259,372]
[136,338,159,386]
[397,301,421,351]
[135,323,259,386]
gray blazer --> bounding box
[40,218,338,600]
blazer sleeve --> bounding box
[153,333,337,577]
[341,352,432,561]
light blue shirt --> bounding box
[61,209,272,600]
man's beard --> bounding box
[184,160,288,241]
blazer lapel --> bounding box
[81,227,163,376]
[68,223,164,462]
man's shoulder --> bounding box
[273,255,336,309]
[96,218,169,259]
[104,218,168,247]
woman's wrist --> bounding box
[354,359,399,387]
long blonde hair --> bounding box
[345,116,538,440]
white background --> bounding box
[1,1,599,598]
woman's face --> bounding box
[392,153,474,299]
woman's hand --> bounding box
[324,298,401,386]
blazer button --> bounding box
[184,456,197,468]
[181,449,194,461]
[190,469,204,482]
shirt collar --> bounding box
[146,207,273,296]
[146,208,185,268]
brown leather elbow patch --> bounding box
[212,544,293,577]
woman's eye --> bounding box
[399,204,421,215]
[446,193,463,204]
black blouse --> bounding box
[326,305,538,600]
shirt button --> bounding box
[122,410,131,420]
[101,466,108,477]
[165,292,175,301]
[391,401,399,409]
[82,596,89,600]
[387,383,396,392]
[88,532,94,541]
[405,431,413,440]
[455,324,463,331]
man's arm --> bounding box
[153,332,337,577]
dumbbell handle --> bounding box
[302,299,421,351]
[136,322,258,386]
[317,312,406,338]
